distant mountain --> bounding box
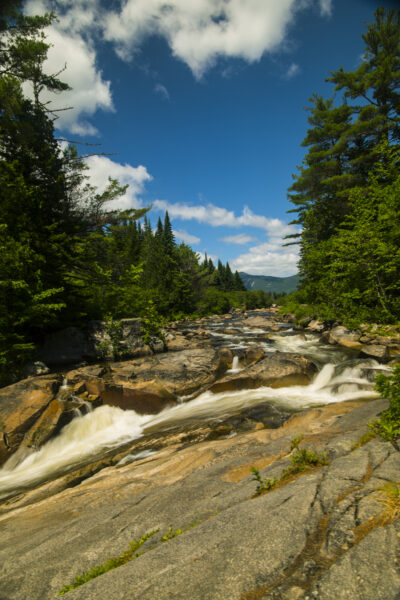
[239,272,300,294]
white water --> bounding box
[226,355,241,374]
[0,406,152,499]
[0,331,388,500]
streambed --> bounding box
[0,312,390,500]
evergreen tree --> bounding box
[162,211,175,255]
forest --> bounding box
[1,5,399,386]
[0,1,274,385]
[283,7,400,327]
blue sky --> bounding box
[25,0,395,275]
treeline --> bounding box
[0,2,274,385]
[285,8,400,326]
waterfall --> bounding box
[227,355,241,373]
[0,322,388,501]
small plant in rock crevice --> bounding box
[250,467,278,495]
[161,526,183,542]
[251,436,329,496]
[58,529,159,595]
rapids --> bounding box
[0,316,390,500]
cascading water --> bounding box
[227,355,241,373]
[0,317,389,500]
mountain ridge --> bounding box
[239,272,299,294]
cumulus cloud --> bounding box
[85,156,153,210]
[219,233,258,245]
[103,0,325,78]
[24,0,113,134]
[173,229,200,245]
[154,199,299,275]
[153,199,297,238]
[231,241,299,277]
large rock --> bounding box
[0,376,61,465]
[360,344,389,360]
[328,326,362,350]
[210,352,317,393]
[239,316,275,328]
[307,319,326,332]
[67,348,233,413]
[0,399,397,600]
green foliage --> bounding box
[250,467,278,495]
[283,447,329,477]
[290,434,304,451]
[351,430,377,451]
[57,529,159,595]
[370,365,400,449]
[58,519,201,595]
[160,526,183,542]
[251,438,329,496]
[286,8,400,325]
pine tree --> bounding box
[162,211,175,255]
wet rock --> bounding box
[19,398,67,450]
[0,399,395,600]
[244,346,265,365]
[239,316,275,328]
[328,326,362,350]
[217,348,234,370]
[0,375,61,465]
[210,352,317,393]
[307,319,326,332]
[360,344,389,360]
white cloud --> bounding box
[220,233,257,245]
[319,0,333,17]
[24,0,113,134]
[103,0,326,79]
[154,83,170,100]
[231,241,299,276]
[154,198,299,275]
[85,156,153,210]
[153,200,297,238]
[285,62,299,79]
[173,229,200,245]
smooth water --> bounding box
[0,319,389,500]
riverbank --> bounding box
[1,396,399,599]
[0,309,399,599]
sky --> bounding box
[24,0,396,276]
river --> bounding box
[0,312,390,500]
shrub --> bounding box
[370,365,400,450]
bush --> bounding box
[370,365,400,449]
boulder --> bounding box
[210,352,317,393]
[239,316,275,328]
[328,326,362,349]
[77,348,232,412]
[243,346,265,365]
[360,344,389,360]
[0,375,61,465]
[307,319,326,332]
